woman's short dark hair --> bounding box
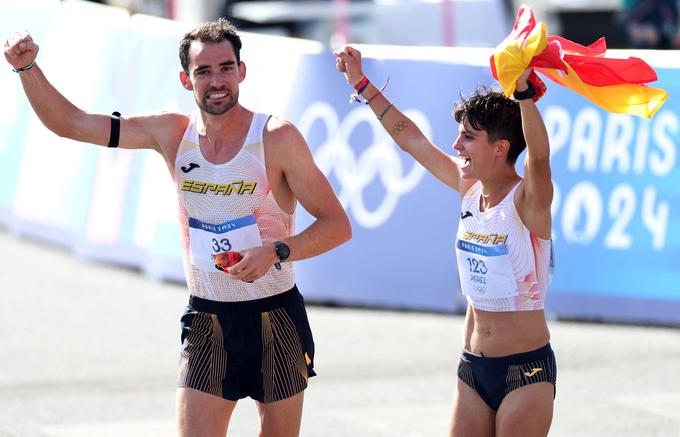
[453,87,526,165]
[179,18,242,73]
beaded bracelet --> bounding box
[12,60,35,73]
[377,103,394,121]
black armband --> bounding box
[107,111,121,148]
[513,82,536,101]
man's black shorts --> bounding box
[177,285,316,403]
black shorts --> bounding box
[457,343,557,410]
[177,285,316,403]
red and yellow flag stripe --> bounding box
[491,5,668,118]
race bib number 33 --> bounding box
[188,215,262,272]
[455,239,518,299]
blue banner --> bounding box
[287,53,680,323]
[2,1,679,324]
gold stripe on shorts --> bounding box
[261,308,309,403]
[178,313,227,397]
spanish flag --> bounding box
[491,4,668,118]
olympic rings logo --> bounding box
[298,102,430,228]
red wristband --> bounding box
[353,76,369,94]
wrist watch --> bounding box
[274,240,290,262]
[513,81,536,101]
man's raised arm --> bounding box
[4,31,164,152]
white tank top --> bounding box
[174,111,295,302]
[455,181,552,312]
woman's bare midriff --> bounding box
[463,306,550,357]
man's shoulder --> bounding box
[137,111,191,156]
[142,111,191,143]
[149,111,190,129]
[262,115,309,165]
[129,110,189,132]
[263,114,294,133]
[263,115,302,143]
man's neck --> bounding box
[198,104,253,159]
[199,103,246,136]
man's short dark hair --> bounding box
[179,18,242,73]
[453,87,526,165]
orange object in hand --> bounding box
[213,251,242,272]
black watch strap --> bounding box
[273,241,289,271]
[513,81,536,101]
[274,240,290,261]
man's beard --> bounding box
[197,90,238,115]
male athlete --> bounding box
[5,19,351,437]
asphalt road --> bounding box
[0,231,679,436]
